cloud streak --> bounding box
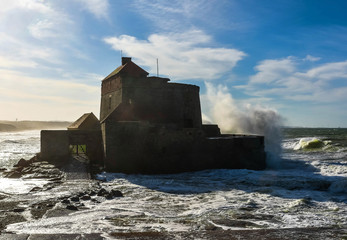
[240,57,347,104]
[74,0,110,20]
[104,30,246,80]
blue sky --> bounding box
[0,0,346,127]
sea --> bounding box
[0,128,346,234]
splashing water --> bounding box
[202,82,284,168]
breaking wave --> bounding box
[293,138,330,150]
[201,82,284,169]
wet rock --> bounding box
[70,196,79,202]
[96,188,123,200]
[106,190,123,199]
[30,200,57,219]
[6,171,22,178]
[66,205,78,211]
[0,213,26,232]
[97,188,108,197]
[22,167,34,174]
[61,199,70,204]
[89,190,96,196]
[80,195,91,200]
[91,199,100,203]
[14,158,30,168]
[13,208,25,213]
[30,187,42,192]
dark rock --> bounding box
[105,190,123,200]
[70,197,79,202]
[80,195,91,200]
[66,205,78,211]
[14,158,30,168]
[97,188,108,197]
[89,190,96,196]
[61,199,70,204]
[110,189,123,197]
[49,177,63,181]
[30,200,57,219]
[105,194,113,200]
[29,187,42,192]
[0,213,26,232]
[0,167,7,171]
[77,192,85,197]
[91,199,100,203]
[13,208,25,213]
[22,167,34,174]
[6,171,22,178]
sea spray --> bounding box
[202,82,283,168]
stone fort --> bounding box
[41,57,266,174]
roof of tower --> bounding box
[103,57,149,81]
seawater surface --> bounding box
[1,128,346,235]
[0,130,40,169]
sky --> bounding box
[0,0,346,127]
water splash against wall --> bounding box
[201,82,283,168]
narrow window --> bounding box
[108,96,112,109]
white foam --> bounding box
[2,131,347,234]
[0,178,48,194]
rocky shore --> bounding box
[1,155,346,239]
[0,155,123,239]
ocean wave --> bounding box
[294,138,331,150]
[293,138,331,151]
[1,140,20,144]
[328,178,347,194]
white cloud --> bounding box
[249,57,296,84]
[0,0,52,15]
[0,0,77,72]
[0,0,104,121]
[132,0,209,30]
[0,56,37,68]
[305,60,347,80]
[304,55,321,62]
[74,0,110,20]
[243,57,347,104]
[131,0,250,32]
[104,30,246,80]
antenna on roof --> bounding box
[156,58,159,77]
[120,50,123,60]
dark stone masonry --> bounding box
[41,57,266,174]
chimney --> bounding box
[122,57,132,65]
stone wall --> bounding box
[41,130,70,161]
[100,83,122,121]
[100,75,202,128]
[102,121,266,174]
[41,130,103,164]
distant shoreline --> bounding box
[0,120,71,132]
